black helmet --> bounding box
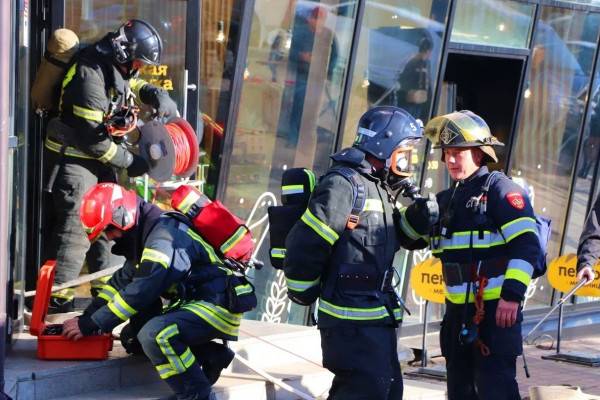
[353,106,423,161]
[110,19,162,66]
[424,110,504,163]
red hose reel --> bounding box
[137,117,200,182]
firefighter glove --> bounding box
[78,314,101,336]
[405,193,439,235]
[139,84,179,118]
[127,154,150,177]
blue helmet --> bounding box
[353,106,423,161]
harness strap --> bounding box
[330,167,366,230]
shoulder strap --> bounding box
[480,170,504,214]
[329,166,366,230]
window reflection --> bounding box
[65,0,187,112]
[222,0,358,324]
[450,0,534,49]
[510,7,600,308]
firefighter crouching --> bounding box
[44,19,178,311]
[284,106,439,399]
[62,183,239,400]
[398,111,541,400]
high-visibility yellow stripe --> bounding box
[220,226,248,254]
[186,228,220,263]
[59,63,77,112]
[178,190,201,214]
[505,268,532,287]
[445,286,502,304]
[107,293,137,321]
[363,199,383,212]
[182,301,241,337]
[156,324,185,376]
[301,209,339,245]
[98,142,118,163]
[72,104,104,122]
[45,137,95,159]
[97,284,118,302]
[141,248,171,269]
[129,78,148,99]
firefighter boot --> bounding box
[163,366,213,400]
[195,342,235,385]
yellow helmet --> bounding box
[424,110,504,163]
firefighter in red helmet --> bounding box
[63,183,238,400]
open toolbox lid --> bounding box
[30,260,56,336]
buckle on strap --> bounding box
[380,269,394,292]
[346,214,359,230]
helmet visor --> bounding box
[390,139,419,177]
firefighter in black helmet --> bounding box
[43,19,179,312]
[398,110,541,400]
[284,106,439,399]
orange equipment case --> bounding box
[30,260,113,360]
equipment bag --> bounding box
[481,171,551,279]
[267,166,367,269]
[31,29,80,114]
[171,185,254,262]
[267,168,316,269]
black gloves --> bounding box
[78,314,102,336]
[139,84,179,118]
[404,193,439,235]
[120,323,144,355]
[127,154,150,177]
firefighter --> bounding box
[284,106,439,399]
[62,183,236,400]
[398,110,542,400]
[44,19,178,311]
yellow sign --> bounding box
[547,253,600,297]
[410,257,446,304]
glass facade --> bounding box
[7,0,600,335]
[510,6,600,308]
[221,0,359,324]
[450,0,535,49]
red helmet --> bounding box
[80,183,138,241]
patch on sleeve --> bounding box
[506,192,525,210]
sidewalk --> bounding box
[401,333,600,398]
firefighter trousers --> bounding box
[137,308,228,400]
[441,301,522,400]
[321,326,402,400]
[43,155,116,287]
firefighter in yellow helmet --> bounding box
[398,110,542,400]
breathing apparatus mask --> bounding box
[385,138,422,199]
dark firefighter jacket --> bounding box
[578,194,600,273]
[44,41,160,169]
[398,166,541,304]
[86,202,242,340]
[283,147,403,328]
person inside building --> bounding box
[277,4,338,148]
[43,19,179,312]
[62,182,238,400]
[396,36,432,122]
[398,110,542,400]
[283,106,439,399]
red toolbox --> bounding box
[30,260,113,360]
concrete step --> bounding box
[6,320,440,399]
[59,373,271,400]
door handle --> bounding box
[183,69,198,119]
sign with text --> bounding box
[410,257,446,304]
[547,253,600,297]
